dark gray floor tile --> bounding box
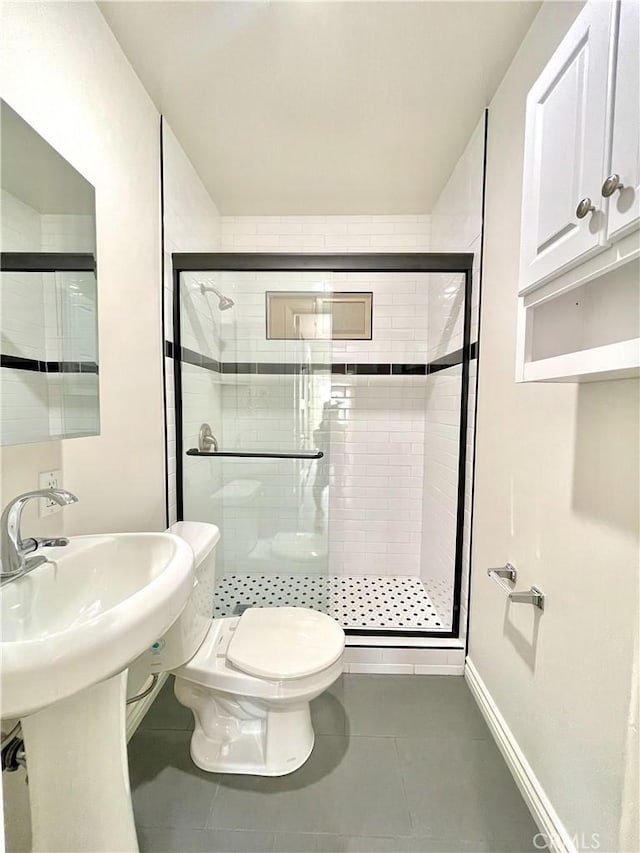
[208,735,412,837]
[140,676,194,731]
[341,676,489,739]
[139,827,275,852]
[396,839,514,852]
[273,833,324,852]
[319,836,409,852]
[396,737,537,844]
[306,837,528,853]
[311,677,347,735]
[477,842,538,852]
[129,730,218,829]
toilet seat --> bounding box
[227,607,344,680]
[173,612,344,702]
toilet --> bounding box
[144,521,345,777]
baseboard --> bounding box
[126,672,168,741]
[465,658,576,853]
[346,663,464,675]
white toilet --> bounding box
[145,521,345,777]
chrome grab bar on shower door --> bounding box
[186,448,324,460]
[487,563,545,611]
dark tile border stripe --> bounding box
[177,344,221,373]
[1,353,99,374]
[163,340,477,377]
[428,341,478,374]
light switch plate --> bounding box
[38,470,63,517]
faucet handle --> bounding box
[21,537,70,554]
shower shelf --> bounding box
[186,449,323,460]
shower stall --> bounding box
[172,253,474,639]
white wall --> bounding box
[161,121,222,527]
[0,1,165,543]
[0,2,165,848]
[468,3,639,852]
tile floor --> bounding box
[129,675,538,853]
[213,576,453,631]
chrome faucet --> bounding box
[0,489,79,581]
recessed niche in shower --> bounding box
[175,261,472,636]
[266,291,373,340]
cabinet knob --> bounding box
[576,197,596,219]
[601,173,624,197]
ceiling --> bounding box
[101,1,540,215]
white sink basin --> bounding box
[0,532,194,719]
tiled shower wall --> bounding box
[327,372,427,578]
[214,220,439,582]
[218,282,438,575]
[219,215,431,254]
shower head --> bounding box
[199,282,235,311]
[218,294,235,311]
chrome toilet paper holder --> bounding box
[487,564,545,611]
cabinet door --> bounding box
[605,0,640,241]
[519,1,614,294]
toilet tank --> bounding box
[142,522,220,673]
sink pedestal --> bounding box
[21,672,138,853]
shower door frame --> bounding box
[171,252,474,640]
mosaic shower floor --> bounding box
[214,575,453,631]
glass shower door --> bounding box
[179,270,333,617]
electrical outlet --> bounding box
[38,470,63,517]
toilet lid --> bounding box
[227,607,345,680]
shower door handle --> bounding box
[186,449,324,460]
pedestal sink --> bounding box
[0,532,195,852]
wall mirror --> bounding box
[0,99,99,445]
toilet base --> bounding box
[174,678,316,776]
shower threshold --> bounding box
[214,575,452,631]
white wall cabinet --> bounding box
[605,0,640,241]
[516,0,640,383]
[519,0,613,293]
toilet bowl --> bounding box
[144,521,345,777]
